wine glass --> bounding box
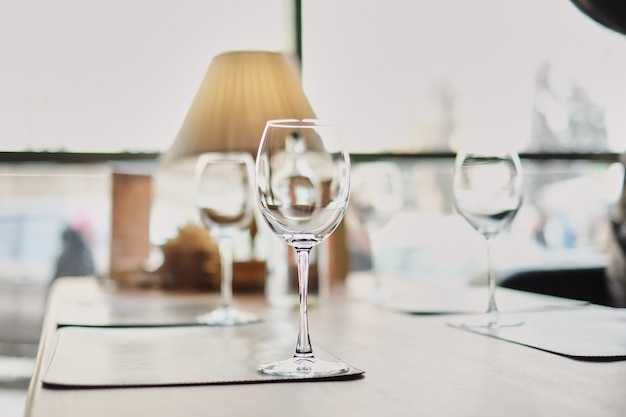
[255,119,351,377]
[450,148,524,328]
[195,152,261,326]
[351,162,404,302]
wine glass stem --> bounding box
[485,236,499,324]
[218,235,234,309]
[295,248,313,356]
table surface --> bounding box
[25,276,626,417]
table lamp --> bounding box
[152,50,316,242]
[160,50,316,165]
[151,50,322,293]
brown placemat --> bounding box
[448,307,626,360]
[42,325,363,388]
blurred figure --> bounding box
[53,225,95,280]
[606,160,626,307]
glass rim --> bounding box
[265,118,337,128]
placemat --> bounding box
[448,307,626,360]
[42,325,363,388]
[347,273,587,314]
[382,285,587,315]
[56,297,221,327]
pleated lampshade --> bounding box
[160,50,316,164]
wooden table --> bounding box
[25,277,626,417]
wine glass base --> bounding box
[259,355,350,378]
[448,314,524,330]
[196,306,261,326]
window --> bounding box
[301,0,626,154]
[2,0,625,288]
[0,2,296,357]
[0,0,294,152]
[301,0,626,283]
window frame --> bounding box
[0,0,621,166]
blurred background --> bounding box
[2,1,625,413]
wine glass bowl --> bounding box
[255,119,351,377]
[197,167,253,232]
[256,120,349,248]
[451,149,523,328]
[195,152,261,326]
[352,162,404,228]
[453,155,521,238]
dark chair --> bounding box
[500,266,613,306]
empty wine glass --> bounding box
[195,152,261,326]
[450,148,524,328]
[351,162,404,302]
[255,119,351,377]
